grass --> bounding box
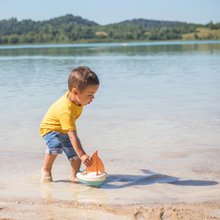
[182,27,220,40]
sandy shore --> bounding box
[1,151,220,219]
[1,196,220,220]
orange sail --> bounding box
[86,151,105,175]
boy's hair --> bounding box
[68,66,99,92]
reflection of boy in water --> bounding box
[40,66,99,182]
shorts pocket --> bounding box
[44,132,62,150]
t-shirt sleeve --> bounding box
[59,111,76,131]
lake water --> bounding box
[0,40,220,205]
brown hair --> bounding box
[68,66,99,92]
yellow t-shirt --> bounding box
[40,92,83,136]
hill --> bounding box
[0,14,219,44]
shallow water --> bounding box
[0,41,220,205]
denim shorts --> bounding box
[43,131,79,161]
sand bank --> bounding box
[1,196,220,220]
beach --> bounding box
[0,41,220,219]
[1,196,220,219]
[0,146,219,219]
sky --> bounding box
[0,0,219,25]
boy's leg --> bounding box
[70,158,81,182]
[61,134,81,182]
[41,154,58,182]
[42,131,63,182]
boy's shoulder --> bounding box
[52,92,70,108]
[53,92,82,111]
[57,92,69,103]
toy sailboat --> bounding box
[76,151,107,187]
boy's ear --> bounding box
[71,88,78,95]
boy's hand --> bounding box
[80,154,92,167]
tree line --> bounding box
[0,14,219,44]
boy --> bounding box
[40,66,99,182]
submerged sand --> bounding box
[1,149,220,219]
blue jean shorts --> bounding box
[43,131,79,161]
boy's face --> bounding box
[72,84,99,106]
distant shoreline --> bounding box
[0,39,220,49]
[1,15,220,45]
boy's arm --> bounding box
[68,130,92,167]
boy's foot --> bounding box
[70,176,80,184]
[41,169,53,183]
[41,176,53,183]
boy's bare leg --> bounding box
[41,154,58,182]
[70,158,81,182]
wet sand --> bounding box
[1,168,220,219]
[1,196,220,220]
[0,141,220,220]
[1,149,220,219]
